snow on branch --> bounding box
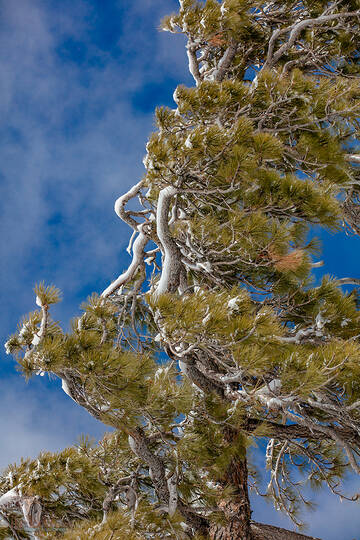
[102,226,148,298]
[345,154,360,164]
[114,180,145,229]
[155,186,183,295]
[0,487,20,507]
[31,299,48,347]
[186,39,201,86]
[336,277,360,286]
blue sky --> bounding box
[0,1,359,537]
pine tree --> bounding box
[3,1,360,538]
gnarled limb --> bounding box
[186,38,201,86]
[264,10,360,69]
[114,180,144,229]
[155,186,184,295]
[128,428,209,535]
[102,226,149,298]
[213,39,238,82]
[345,154,360,164]
[251,522,321,540]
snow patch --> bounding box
[178,360,189,375]
[99,405,110,412]
[0,487,19,507]
[143,155,154,170]
[206,480,218,489]
[266,397,283,409]
[6,472,13,488]
[154,367,169,380]
[315,312,328,330]
[128,435,140,457]
[31,334,41,347]
[19,323,29,337]
[61,379,72,398]
[268,378,281,392]
[256,379,282,409]
[198,261,212,273]
[173,87,180,105]
[228,296,240,311]
[184,134,193,149]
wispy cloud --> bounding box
[0,0,186,329]
[0,0,185,459]
[251,479,360,540]
[0,375,106,470]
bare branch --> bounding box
[102,226,149,298]
[114,180,144,230]
[155,186,183,295]
[336,277,360,286]
[186,39,201,86]
[264,11,360,69]
[213,39,238,81]
[345,154,360,164]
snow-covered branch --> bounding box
[114,180,145,229]
[0,488,20,508]
[155,186,183,295]
[336,277,360,286]
[32,298,48,347]
[102,225,148,297]
[344,154,360,164]
[186,39,201,86]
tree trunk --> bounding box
[209,428,253,540]
[251,522,321,540]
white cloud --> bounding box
[0,0,187,327]
[0,376,106,470]
[251,483,360,540]
[0,0,187,465]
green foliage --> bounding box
[34,282,62,305]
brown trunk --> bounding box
[251,522,321,540]
[209,428,253,540]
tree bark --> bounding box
[209,429,253,540]
[251,522,321,540]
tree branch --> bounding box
[264,11,360,69]
[155,186,183,295]
[186,39,201,86]
[345,154,360,164]
[114,180,144,230]
[336,277,360,286]
[213,39,238,81]
[102,225,149,298]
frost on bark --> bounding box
[3,1,360,539]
